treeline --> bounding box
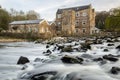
[0,5,40,31]
[95,7,120,32]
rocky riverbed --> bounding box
[0,36,120,80]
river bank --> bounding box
[0,37,27,42]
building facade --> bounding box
[56,4,96,36]
[9,19,52,34]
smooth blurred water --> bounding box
[0,42,47,80]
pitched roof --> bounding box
[9,19,44,25]
[57,4,91,14]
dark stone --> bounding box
[17,56,30,65]
[34,58,41,62]
[46,45,50,48]
[31,71,57,80]
[107,44,114,46]
[61,46,73,52]
[46,49,52,54]
[103,49,109,52]
[93,57,103,62]
[81,54,93,58]
[81,43,91,51]
[57,45,64,50]
[110,67,120,74]
[116,45,120,50]
[61,55,83,64]
[103,55,118,62]
[107,39,113,43]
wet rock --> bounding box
[81,43,91,51]
[93,57,103,62]
[61,46,73,52]
[17,56,30,65]
[34,58,41,62]
[110,67,120,74]
[81,54,93,59]
[116,45,120,50]
[107,44,114,46]
[46,45,50,48]
[103,55,118,62]
[57,45,64,50]
[31,71,57,80]
[46,49,52,54]
[103,49,109,52]
[61,55,83,64]
[43,49,52,56]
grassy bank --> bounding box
[0,37,27,42]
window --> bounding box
[82,12,87,16]
[58,14,61,18]
[82,20,87,26]
[76,12,80,17]
[83,29,86,33]
[76,20,79,26]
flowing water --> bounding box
[0,41,120,80]
[0,42,48,80]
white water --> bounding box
[0,41,120,80]
[0,42,48,80]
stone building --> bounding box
[56,4,96,36]
[9,19,52,35]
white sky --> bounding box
[0,0,120,21]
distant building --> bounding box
[56,4,96,36]
[9,19,52,34]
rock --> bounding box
[61,46,73,52]
[107,44,114,46]
[46,49,52,54]
[17,56,30,65]
[93,57,103,62]
[46,45,50,48]
[116,45,120,50]
[81,54,93,59]
[103,49,109,52]
[110,67,120,74]
[57,45,64,50]
[34,58,41,62]
[81,43,91,51]
[31,71,57,80]
[103,55,118,62]
[61,55,83,64]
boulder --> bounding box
[103,49,109,52]
[81,43,91,51]
[107,44,114,46]
[17,56,30,65]
[103,55,118,62]
[31,71,57,80]
[61,55,83,64]
[61,46,73,52]
[110,67,120,74]
[116,45,120,50]
[46,45,50,48]
[81,54,93,59]
[93,57,103,62]
[57,45,64,50]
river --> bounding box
[0,42,47,80]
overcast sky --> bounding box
[0,0,120,21]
